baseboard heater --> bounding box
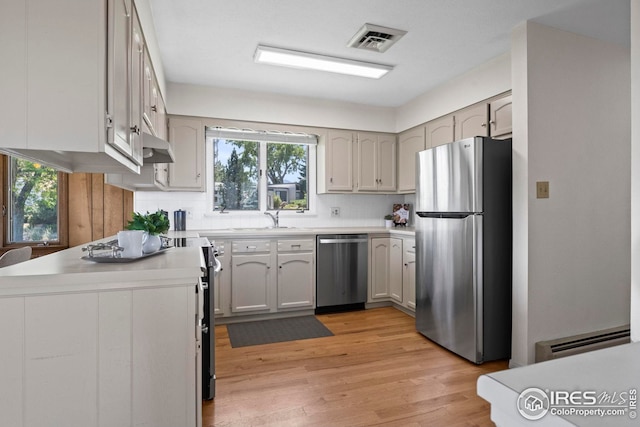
[535,325,630,363]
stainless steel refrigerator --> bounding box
[415,136,512,364]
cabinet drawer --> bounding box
[232,240,271,253]
[277,239,314,252]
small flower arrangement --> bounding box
[384,214,393,220]
[127,210,170,235]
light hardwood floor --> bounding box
[204,307,507,426]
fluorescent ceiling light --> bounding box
[254,45,393,79]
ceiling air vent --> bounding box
[347,23,407,53]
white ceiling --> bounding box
[148,0,629,108]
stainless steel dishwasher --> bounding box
[316,234,368,314]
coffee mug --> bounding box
[117,230,146,258]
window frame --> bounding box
[1,155,69,254]
[207,136,317,215]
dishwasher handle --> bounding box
[318,238,368,244]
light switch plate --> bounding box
[536,181,549,199]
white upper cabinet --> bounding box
[0,0,145,173]
[454,103,489,141]
[490,94,513,139]
[324,130,354,192]
[397,126,426,193]
[427,114,455,148]
[167,117,205,191]
[356,132,396,192]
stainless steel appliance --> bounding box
[172,236,219,399]
[415,137,512,364]
[316,234,368,314]
[200,242,220,400]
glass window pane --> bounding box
[214,139,259,210]
[266,142,308,210]
[8,157,59,243]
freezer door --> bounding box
[416,214,483,363]
[415,137,482,213]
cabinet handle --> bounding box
[481,123,487,127]
[279,265,282,269]
[246,245,257,250]
[330,177,333,183]
[404,263,408,267]
[151,105,157,112]
[490,120,496,126]
[130,125,140,135]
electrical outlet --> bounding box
[331,207,340,217]
[536,181,549,199]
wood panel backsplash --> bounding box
[68,173,133,247]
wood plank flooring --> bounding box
[204,307,507,426]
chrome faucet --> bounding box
[264,210,280,228]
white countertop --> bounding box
[192,226,416,238]
[0,239,204,296]
[477,342,640,426]
[0,226,415,297]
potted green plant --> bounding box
[384,214,394,228]
[127,210,170,253]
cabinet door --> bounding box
[132,286,197,427]
[356,133,378,191]
[427,114,455,147]
[397,127,425,193]
[370,238,390,299]
[403,240,416,310]
[168,117,205,191]
[389,238,403,303]
[326,130,353,191]
[231,254,272,312]
[278,253,315,309]
[110,0,133,158]
[490,95,512,138]
[377,134,397,192]
[129,8,144,166]
[454,103,488,141]
[142,48,154,133]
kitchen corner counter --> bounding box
[477,342,640,426]
[0,240,204,296]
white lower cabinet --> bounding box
[231,252,274,313]
[0,284,199,427]
[368,235,415,312]
[403,239,416,310]
[228,238,315,316]
[370,237,403,301]
[278,252,315,309]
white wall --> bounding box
[511,21,631,367]
[396,53,511,132]
[631,0,640,342]
[166,83,397,133]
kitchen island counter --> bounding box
[0,240,204,427]
[0,238,203,296]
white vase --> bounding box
[385,219,394,228]
[142,234,162,254]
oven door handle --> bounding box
[214,256,222,274]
